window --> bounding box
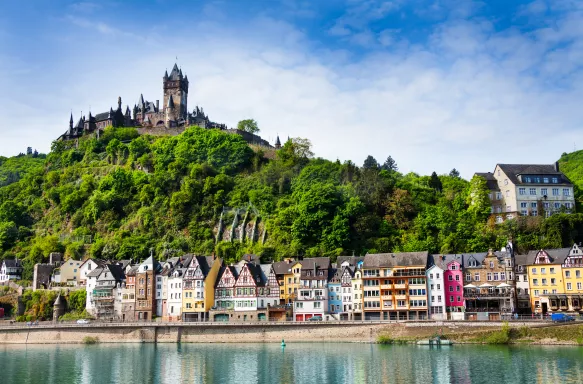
[525,176,531,183]
[474,273,480,281]
[456,286,460,292]
[566,202,573,209]
[550,267,555,273]
[506,190,510,197]
[563,188,570,196]
[429,274,433,279]
[534,290,539,297]
[551,278,556,285]
[542,279,547,285]
[465,273,471,281]
[541,188,548,196]
[529,188,536,195]
[543,202,549,209]
[519,188,526,195]
[552,177,558,183]
[566,271,571,278]
[520,202,527,208]
[530,202,537,209]
[450,296,454,303]
[555,202,561,209]
[578,282,582,290]
[533,279,538,286]
[504,179,508,185]
[496,192,502,200]
[487,273,492,281]
[521,210,527,216]
[552,188,559,196]
[455,275,460,281]
[567,283,572,290]
[541,268,546,274]
[490,261,494,268]
[448,275,453,281]
[449,286,453,292]
[437,295,442,302]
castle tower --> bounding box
[275,135,281,149]
[165,94,176,127]
[163,63,188,123]
[53,294,65,322]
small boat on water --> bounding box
[417,338,453,346]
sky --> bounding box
[1,0,583,177]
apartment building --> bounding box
[476,163,575,223]
[362,252,429,321]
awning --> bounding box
[497,283,511,288]
[464,284,477,288]
[479,283,494,288]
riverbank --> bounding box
[0,321,577,345]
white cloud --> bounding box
[2,6,583,180]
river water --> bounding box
[1,343,582,383]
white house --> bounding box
[293,257,331,321]
[0,259,22,283]
[167,268,184,321]
[78,259,105,286]
[426,264,446,320]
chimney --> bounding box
[554,161,560,172]
[156,100,160,111]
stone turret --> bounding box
[53,294,65,322]
[275,135,281,149]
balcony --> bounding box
[380,284,392,290]
[395,294,407,300]
[394,284,406,289]
[381,295,392,300]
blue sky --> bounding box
[1,0,583,177]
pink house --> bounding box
[444,258,464,312]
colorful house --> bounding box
[328,268,342,317]
[362,252,429,321]
[273,259,302,304]
[426,261,446,320]
[561,244,583,313]
[294,257,331,321]
[212,265,238,321]
[527,248,567,314]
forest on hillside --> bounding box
[1,126,583,280]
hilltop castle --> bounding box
[59,64,277,148]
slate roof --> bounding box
[336,256,365,267]
[86,267,104,278]
[94,112,110,122]
[272,260,299,275]
[168,64,182,80]
[2,259,22,268]
[462,253,488,269]
[299,257,331,280]
[125,265,138,276]
[363,251,429,268]
[498,164,571,185]
[102,264,125,281]
[329,268,342,283]
[430,254,464,270]
[526,248,571,265]
[475,172,500,191]
[514,253,529,267]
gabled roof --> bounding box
[272,260,300,275]
[526,248,571,265]
[363,251,429,268]
[514,253,529,267]
[430,254,463,270]
[462,253,488,268]
[87,266,104,278]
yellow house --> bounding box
[273,259,302,304]
[561,244,583,313]
[182,256,222,322]
[527,248,568,314]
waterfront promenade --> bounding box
[0,319,570,345]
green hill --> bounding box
[1,126,583,280]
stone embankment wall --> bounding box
[0,321,544,345]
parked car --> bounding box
[308,316,323,321]
[76,319,91,324]
[551,313,575,323]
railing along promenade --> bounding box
[0,316,573,330]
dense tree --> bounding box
[237,119,260,134]
[381,156,398,172]
[363,155,379,170]
[449,168,460,178]
[2,126,583,277]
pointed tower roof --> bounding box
[164,70,169,80]
[108,107,113,118]
[169,63,181,80]
[138,94,145,107]
[275,135,281,146]
[167,94,175,108]
[69,113,73,124]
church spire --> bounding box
[275,135,281,149]
[69,112,73,129]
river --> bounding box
[0,343,582,383]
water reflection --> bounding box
[0,343,582,384]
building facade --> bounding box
[426,263,446,320]
[362,252,429,321]
[476,163,575,223]
[0,259,22,283]
[294,258,331,321]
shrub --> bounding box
[486,322,511,344]
[82,336,99,345]
[377,335,394,344]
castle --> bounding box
[59,64,277,148]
